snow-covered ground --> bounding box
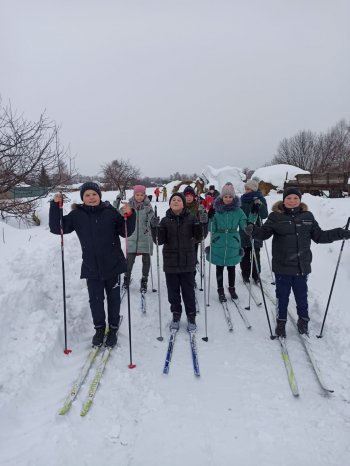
[0,188,350,466]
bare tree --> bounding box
[0,101,74,221]
[101,158,140,192]
[272,121,350,172]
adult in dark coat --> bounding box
[49,182,136,347]
[246,187,350,337]
[151,192,206,330]
[239,178,268,283]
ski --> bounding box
[80,317,123,416]
[189,330,200,377]
[163,329,178,374]
[278,337,299,396]
[220,301,234,332]
[140,290,146,314]
[241,275,262,307]
[228,294,252,329]
[58,345,101,415]
[288,311,334,393]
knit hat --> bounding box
[133,184,146,194]
[283,187,302,201]
[221,182,235,197]
[80,182,101,201]
[244,178,259,192]
[209,185,215,190]
[183,185,196,197]
[169,192,186,206]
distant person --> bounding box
[154,186,161,202]
[162,186,168,202]
[245,186,350,337]
[207,185,220,199]
[49,182,135,348]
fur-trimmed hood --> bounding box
[213,195,241,213]
[272,200,309,214]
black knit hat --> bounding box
[183,185,196,197]
[283,187,302,201]
[169,192,186,206]
[80,182,102,201]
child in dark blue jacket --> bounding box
[49,182,135,347]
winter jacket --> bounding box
[206,196,247,266]
[239,190,268,248]
[49,201,136,280]
[251,201,349,275]
[122,196,154,254]
[151,207,203,273]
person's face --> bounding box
[284,194,301,209]
[185,194,195,204]
[134,192,145,202]
[245,187,253,193]
[170,196,184,213]
[83,190,100,206]
[222,195,233,205]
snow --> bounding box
[252,164,310,190]
[201,165,246,193]
[1,188,350,466]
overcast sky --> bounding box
[1,0,349,177]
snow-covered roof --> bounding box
[252,164,310,190]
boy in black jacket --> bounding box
[245,187,350,337]
[49,182,135,347]
[151,193,207,331]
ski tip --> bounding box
[128,363,136,369]
[63,349,72,355]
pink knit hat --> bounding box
[133,185,146,194]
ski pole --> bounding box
[58,193,72,355]
[317,217,350,338]
[207,220,213,306]
[264,241,275,285]
[123,211,136,368]
[147,218,157,292]
[154,206,163,341]
[244,243,255,311]
[251,243,275,340]
[202,233,208,342]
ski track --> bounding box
[1,195,350,465]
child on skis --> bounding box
[121,185,154,292]
[206,182,247,302]
[245,186,350,337]
[150,192,207,331]
[49,182,135,348]
[239,178,268,284]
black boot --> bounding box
[105,326,118,347]
[228,287,238,300]
[122,275,130,290]
[140,276,148,292]
[297,318,309,335]
[92,326,106,347]
[217,287,227,303]
[275,319,286,338]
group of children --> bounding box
[50,180,350,347]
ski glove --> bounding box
[343,229,350,239]
[251,198,262,214]
[245,223,255,237]
[208,207,215,219]
[150,216,160,228]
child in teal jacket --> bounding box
[206,182,247,302]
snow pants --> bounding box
[165,272,196,320]
[125,253,151,280]
[216,265,236,289]
[86,276,121,328]
[275,274,309,321]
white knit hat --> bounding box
[221,182,235,197]
[244,178,259,192]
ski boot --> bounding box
[122,275,130,290]
[218,287,227,303]
[92,326,106,347]
[170,313,181,331]
[275,319,286,338]
[187,315,197,332]
[228,287,238,300]
[140,276,148,293]
[297,318,309,335]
